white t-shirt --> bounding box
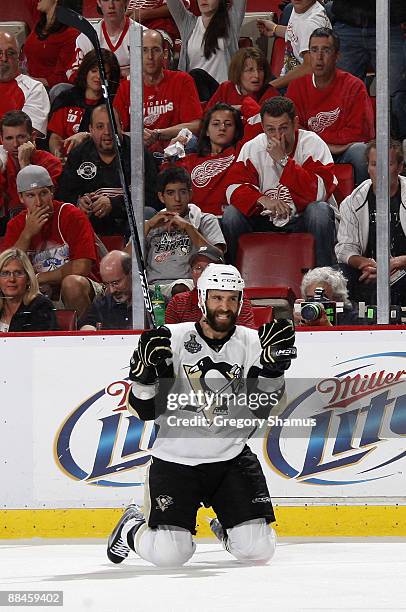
[187,17,227,84]
[282,1,331,75]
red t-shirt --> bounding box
[47,98,98,140]
[3,200,100,281]
[0,150,62,215]
[286,70,375,145]
[175,146,237,216]
[24,26,78,88]
[0,74,50,135]
[206,81,278,112]
[114,69,203,151]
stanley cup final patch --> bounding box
[155,495,174,512]
[77,161,97,180]
[184,333,202,354]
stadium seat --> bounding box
[236,232,315,299]
[55,309,77,331]
[270,37,285,78]
[244,285,296,306]
[251,305,274,327]
[238,36,254,48]
[246,0,281,14]
[99,235,126,252]
[333,163,354,204]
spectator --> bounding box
[166,0,246,99]
[114,29,202,154]
[165,244,255,327]
[331,0,406,141]
[0,32,50,137]
[0,247,58,332]
[336,139,406,304]
[287,27,375,186]
[171,103,243,215]
[0,111,62,223]
[257,0,331,90]
[2,165,102,318]
[126,0,180,45]
[223,97,338,266]
[57,104,160,237]
[80,250,133,330]
[206,47,278,111]
[294,265,358,326]
[48,48,121,158]
[145,166,225,297]
[23,0,82,90]
[67,0,143,81]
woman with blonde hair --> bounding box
[0,249,57,332]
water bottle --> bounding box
[151,284,166,326]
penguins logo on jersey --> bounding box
[155,495,174,512]
[184,333,202,354]
[183,357,244,423]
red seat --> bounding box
[238,36,254,48]
[251,305,274,328]
[56,309,77,331]
[247,0,281,14]
[236,233,316,299]
[0,236,5,253]
[333,163,354,204]
[99,235,126,252]
[270,37,285,78]
[244,286,296,306]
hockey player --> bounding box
[107,264,296,567]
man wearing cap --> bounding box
[165,245,255,328]
[2,165,102,318]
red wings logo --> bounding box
[263,184,294,206]
[308,107,341,133]
[191,154,235,188]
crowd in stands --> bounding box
[0,0,406,332]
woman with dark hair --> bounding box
[171,102,243,215]
[23,0,83,89]
[47,48,121,157]
[206,47,278,110]
[0,248,57,333]
[167,0,246,99]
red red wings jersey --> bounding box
[0,75,50,135]
[47,106,85,139]
[226,130,337,216]
[206,80,278,112]
[176,146,237,215]
[114,70,202,151]
[287,70,375,144]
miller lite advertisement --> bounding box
[1,330,405,509]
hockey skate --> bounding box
[107,504,145,564]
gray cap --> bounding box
[190,245,225,266]
[16,165,53,193]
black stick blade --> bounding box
[56,7,99,48]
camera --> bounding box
[299,287,337,324]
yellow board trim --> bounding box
[1,506,406,539]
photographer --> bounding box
[294,266,358,327]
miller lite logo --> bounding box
[265,354,406,485]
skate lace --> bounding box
[110,539,129,557]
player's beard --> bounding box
[205,306,237,333]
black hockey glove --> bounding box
[258,319,296,374]
[129,326,172,385]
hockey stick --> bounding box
[56,6,155,328]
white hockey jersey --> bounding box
[129,322,285,465]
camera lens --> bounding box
[301,302,323,322]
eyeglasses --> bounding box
[0,49,18,60]
[0,270,26,278]
[309,47,335,55]
[103,276,126,289]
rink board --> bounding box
[1,328,406,537]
